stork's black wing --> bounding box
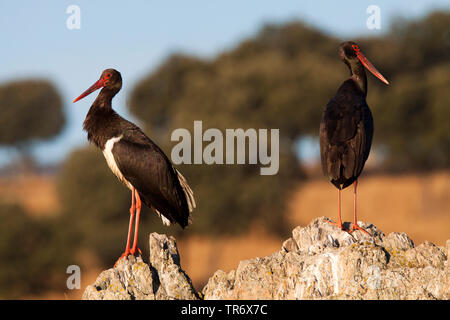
[319,80,373,189]
[112,127,192,228]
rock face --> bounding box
[203,217,449,300]
[84,217,449,300]
[83,233,199,300]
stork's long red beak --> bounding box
[73,78,107,103]
[353,45,389,85]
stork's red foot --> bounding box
[325,219,371,236]
[130,247,142,256]
[348,222,371,236]
[325,219,345,231]
[114,250,130,267]
[113,248,142,267]
[114,250,142,267]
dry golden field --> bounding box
[0,174,60,216]
[1,170,448,299]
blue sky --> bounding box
[0,1,449,166]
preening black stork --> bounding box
[74,69,196,265]
[319,41,389,234]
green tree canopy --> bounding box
[0,79,65,148]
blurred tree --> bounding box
[0,203,72,298]
[0,79,65,169]
[366,11,450,170]
[390,11,450,72]
[130,55,208,135]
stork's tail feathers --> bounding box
[155,209,172,226]
[176,169,196,225]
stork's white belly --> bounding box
[103,135,133,190]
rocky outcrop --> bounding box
[82,233,199,300]
[203,217,449,299]
[84,217,449,300]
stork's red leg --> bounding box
[124,188,136,252]
[327,188,345,230]
[114,188,136,267]
[130,191,142,256]
[348,180,370,235]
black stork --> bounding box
[73,69,196,265]
[319,41,389,234]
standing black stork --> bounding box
[319,41,389,234]
[73,69,196,265]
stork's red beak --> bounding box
[352,45,389,85]
[73,78,107,103]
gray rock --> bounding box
[446,239,450,263]
[383,232,415,253]
[282,237,298,252]
[291,216,385,255]
[202,217,449,300]
[83,233,199,300]
[148,233,199,300]
[83,217,449,300]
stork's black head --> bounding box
[339,41,359,61]
[74,68,122,103]
[338,41,389,85]
[100,69,122,92]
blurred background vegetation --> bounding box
[0,10,449,298]
[0,80,65,173]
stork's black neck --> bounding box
[345,59,367,97]
[83,87,122,149]
[92,87,119,108]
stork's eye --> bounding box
[351,44,360,54]
[105,74,111,78]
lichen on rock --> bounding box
[202,217,449,300]
[84,217,449,300]
[82,233,199,300]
